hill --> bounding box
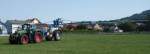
[119,9,150,22]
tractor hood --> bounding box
[17,30,27,33]
[15,30,27,35]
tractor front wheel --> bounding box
[45,32,53,41]
[20,35,29,44]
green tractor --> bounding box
[9,24,62,44]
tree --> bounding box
[77,24,86,30]
[119,22,137,32]
[0,27,2,34]
[145,15,150,31]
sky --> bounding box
[0,0,150,23]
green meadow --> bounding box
[0,32,150,54]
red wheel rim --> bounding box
[35,33,42,43]
[21,35,29,44]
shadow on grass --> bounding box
[0,41,49,45]
[1,42,31,45]
[0,43,16,45]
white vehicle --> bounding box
[45,26,62,41]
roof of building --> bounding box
[5,18,41,24]
[5,20,27,24]
[26,18,41,23]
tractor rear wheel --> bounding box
[20,35,29,44]
[34,32,43,43]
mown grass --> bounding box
[0,32,150,54]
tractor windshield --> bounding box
[22,25,28,30]
[22,24,30,30]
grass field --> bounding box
[0,32,150,54]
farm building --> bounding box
[63,23,79,31]
[93,24,103,31]
[26,18,41,24]
[5,18,41,34]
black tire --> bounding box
[9,34,18,44]
[45,34,53,41]
[53,31,61,41]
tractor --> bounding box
[9,24,62,44]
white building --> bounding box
[5,18,41,34]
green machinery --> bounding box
[9,24,62,44]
